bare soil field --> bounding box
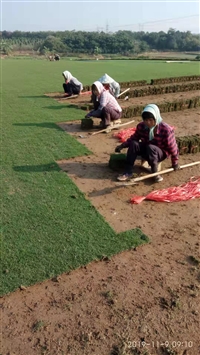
[1,87,200,355]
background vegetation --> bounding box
[1,29,200,56]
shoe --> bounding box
[117,173,133,181]
[154,175,163,183]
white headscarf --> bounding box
[93,81,105,95]
[98,73,114,84]
[142,104,163,140]
[62,71,73,82]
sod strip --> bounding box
[1,60,151,295]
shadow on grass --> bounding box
[18,95,48,99]
[13,160,155,189]
[13,163,61,173]
[67,104,86,110]
[13,122,63,130]
[42,104,83,111]
[42,105,69,110]
[62,104,84,110]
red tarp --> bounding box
[130,177,200,204]
[113,128,136,142]
[81,91,91,95]
[113,126,176,143]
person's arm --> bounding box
[98,91,108,110]
[164,129,179,167]
[115,124,142,151]
[85,109,102,118]
[86,91,108,118]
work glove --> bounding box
[115,145,123,153]
[172,164,180,171]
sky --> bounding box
[1,0,200,34]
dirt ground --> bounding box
[1,91,200,355]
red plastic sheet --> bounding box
[81,91,91,95]
[113,126,176,143]
[130,177,200,204]
[113,127,136,142]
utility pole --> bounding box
[138,23,144,31]
[106,20,109,33]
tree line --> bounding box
[1,29,199,55]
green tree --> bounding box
[94,46,101,55]
[41,35,65,52]
[1,41,13,55]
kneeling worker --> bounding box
[98,73,120,98]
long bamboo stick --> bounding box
[62,94,79,100]
[117,88,130,98]
[90,119,135,136]
[117,161,200,186]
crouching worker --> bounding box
[90,74,120,110]
[86,81,122,129]
[54,54,60,61]
[62,71,83,97]
[115,104,179,183]
[98,73,120,98]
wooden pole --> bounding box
[90,119,135,136]
[117,88,130,98]
[118,161,200,186]
[62,94,79,100]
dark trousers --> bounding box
[126,141,167,174]
[63,83,81,96]
[101,105,122,126]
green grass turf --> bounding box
[1,59,199,295]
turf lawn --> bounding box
[1,59,199,295]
